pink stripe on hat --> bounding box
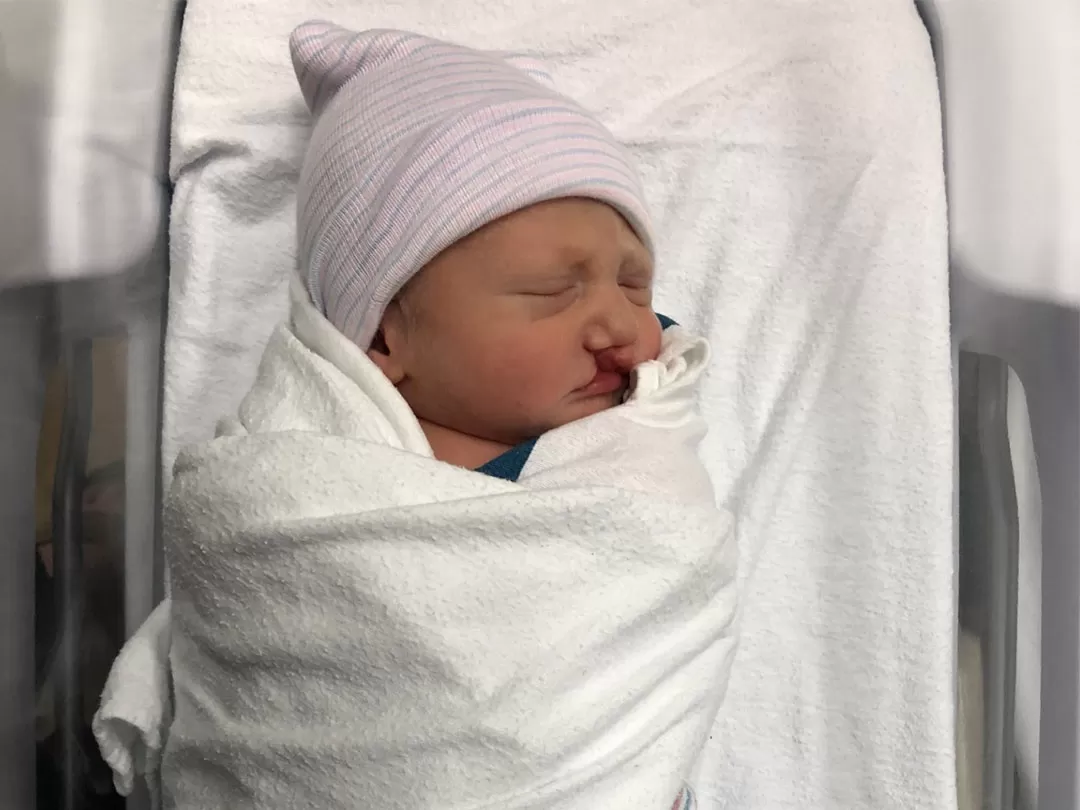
[290,21,654,349]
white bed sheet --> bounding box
[164,1,954,808]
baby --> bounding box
[291,21,669,474]
[125,21,727,810]
[288,21,700,809]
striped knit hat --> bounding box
[289,21,654,349]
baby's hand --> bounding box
[625,325,710,404]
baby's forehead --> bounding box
[456,202,652,264]
[472,235,652,281]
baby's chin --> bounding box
[551,388,626,425]
[497,388,626,444]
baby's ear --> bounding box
[366,304,409,385]
[366,329,403,384]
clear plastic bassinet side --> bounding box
[918,2,1080,810]
[0,0,182,807]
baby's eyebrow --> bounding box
[620,254,654,278]
[497,262,576,285]
[512,269,580,286]
[513,258,585,278]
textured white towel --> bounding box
[92,598,172,801]
[158,0,954,808]
[104,274,736,810]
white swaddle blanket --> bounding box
[97,276,737,809]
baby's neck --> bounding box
[419,419,515,470]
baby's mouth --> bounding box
[576,369,628,398]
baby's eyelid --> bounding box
[619,262,653,286]
[521,282,577,297]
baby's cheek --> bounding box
[492,342,563,396]
[638,314,663,363]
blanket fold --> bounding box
[97,276,736,810]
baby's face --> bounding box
[372,197,662,449]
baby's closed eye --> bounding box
[521,283,579,297]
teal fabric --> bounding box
[474,437,538,481]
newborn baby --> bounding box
[291,22,670,473]
[142,21,734,810]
